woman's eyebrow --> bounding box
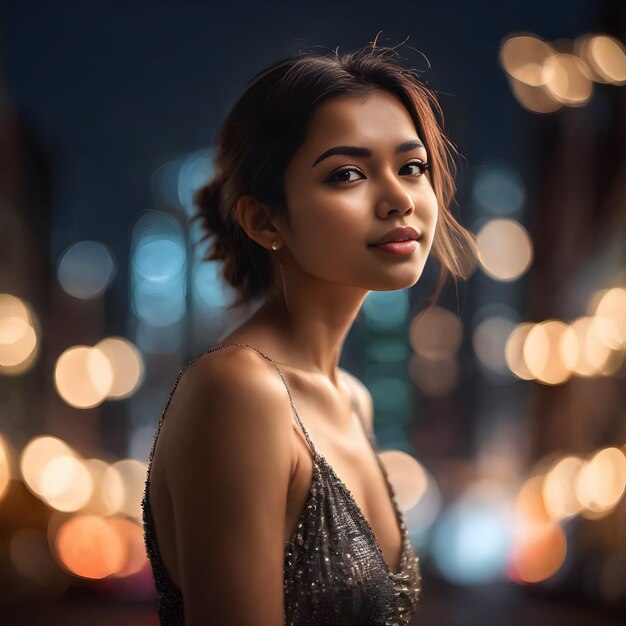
[311,139,425,168]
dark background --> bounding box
[1,1,624,624]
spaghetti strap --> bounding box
[197,343,318,458]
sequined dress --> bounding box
[141,343,422,625]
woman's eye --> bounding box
[327,168,363,184]
[402,161,431,177]
[327,161,430,184]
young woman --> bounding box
[142,42,475,625]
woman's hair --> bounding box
[190,42,477,310]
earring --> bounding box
[271,241,279,251]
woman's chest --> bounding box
[285,417,405,575]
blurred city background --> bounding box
[0,1,625,625]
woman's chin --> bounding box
[367,268,424,291]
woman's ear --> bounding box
[235,195,281,250]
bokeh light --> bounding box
[94,337,144,399]
[543,53,593,106]
[21,436,77,498]
[476,219,533,281]
[133,236,186,284]
[191,252,233,311]
[500,34,555,87]
[473,316,518,374]
[409,306,463,360]
[54,515,128,579]
[102,459,148,520]
[575,447,626,517]
[510,475,568,583]
[0,293,39,374]
[508,75,563,113]
[131,212,187,330]
[504,322,535,380]
[523,320,576,385]
[592,287,626,347]
[497,32,621,113]
[472,166,525,215]
[81,458,118,516]
[362,290,409,330]
[568,316,619,376]
[378,450,428,512]
[510,521,567,583]
[403,466,442,550]
[409,353,460,396]
[542,455,586,521]
[177,149,215,215]
[365,338,410,364]
[40,455,94,512]
[431,483,513,584]
[577,34,626,85]
[54,345,114,408]
[57,241,116,299]
[105,517,149,577]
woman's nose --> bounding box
[374,175,415,218]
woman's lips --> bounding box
[369,240,418,255]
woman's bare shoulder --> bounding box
[158,343,294,624]
[175,343,285,400]
[162,343,293,445]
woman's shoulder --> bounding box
[182,342,287,394]
[159,342,296,457]
[156,344,295,625]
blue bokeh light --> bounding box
[362,290,410,330]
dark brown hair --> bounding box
[191,42,477,310]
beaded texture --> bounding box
[141,343,422,625]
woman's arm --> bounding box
[162,348,295,626]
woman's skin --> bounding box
[238,88,438,380]
[148,88,438,625]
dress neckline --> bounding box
[284,448,409,579]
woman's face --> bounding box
[277,89,438,293]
